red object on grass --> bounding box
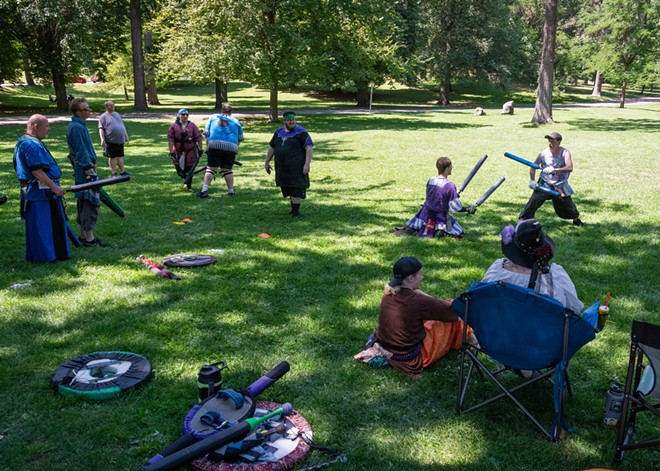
[259,233,271,238]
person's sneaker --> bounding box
[83,238,110,247]
[197,190,209,198]
[573,218,586,227]
[227,189,235,196]
[119,171,130,176]
[291,212,301,218]
[0,195,8,205]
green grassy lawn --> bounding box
[0,99,659,470]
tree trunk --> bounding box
[144,31,160,105]
[591,71,603,96]
[531,0,558,124]
[214,78,227,109]
[25,68,36,87]
[439,82,450,106]
[130,0,148,111]
[356,83,369,107]
[619,79,626,108]
[269,84,278,122]
[123,85,129,101]
[51,68,68,111]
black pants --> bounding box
[519,191,580,221]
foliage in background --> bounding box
[419,0,526,105]
[0,0,128,110]
[579,0,660,107]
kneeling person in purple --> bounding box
[13,115,70,262]
[398,157,475,238]
[264,110,313,217]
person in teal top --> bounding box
[199,110,244,198]
[66,98,109,247]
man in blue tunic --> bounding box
[66,98,109,247]
[264,110,314,217]
[13,114,70,262]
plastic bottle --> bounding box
[604,382,624,426]
[9,283,32,289]
[197,360,227,402]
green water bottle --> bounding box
[197,360,227,402]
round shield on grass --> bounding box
[191,401,312,471]
[51,351,152,400]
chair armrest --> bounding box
[581,301,601,332]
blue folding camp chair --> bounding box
[614,320,660,463]
[451,280,600,441]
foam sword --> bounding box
[503,152,561,197]
[474,176,506,207]
[458,154,488,195]
[67,174,130,193]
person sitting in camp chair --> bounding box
[482,219,583,313]
[481,218,583,378]
[355,257,476,380]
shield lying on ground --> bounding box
[191,401,312,471]
[51,351,152,400]
[162,254,217,268]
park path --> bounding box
[1,96,658,126]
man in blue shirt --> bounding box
[66,98,109,247]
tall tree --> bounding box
[421,0,523,106]
[130,0,149,111]
[150,0,239,110]
[580,0,659,107]
[305,0,407,107]
[531,0,559,124]
[4,0,104,110]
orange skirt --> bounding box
[421,320,470,368]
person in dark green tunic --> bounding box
[264,110,314,217]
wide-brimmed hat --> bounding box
[501,219,555,272]
[389,256,423,287]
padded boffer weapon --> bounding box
[67,174,130,193]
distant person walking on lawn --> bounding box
[67,98,109,247]
[168,109,203,188]
[98,101,130,177]
[264,110,313,217]
[519,132,585,227]
[199,107,243,198]
[354,257,476,380]
[395,157,475,238]
[13,114,70,262]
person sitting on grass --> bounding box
[395,157,475,239]
[355,257,476,380]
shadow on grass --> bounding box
[1,115,659,470]
[566,118,660,132]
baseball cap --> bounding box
[389,257,423,287]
